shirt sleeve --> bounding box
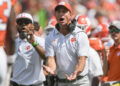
[76,32,90,57]
[45,34,55,57]
[88,48,103,77]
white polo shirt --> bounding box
[11,35,45,85]
[45,26,90,79]
[88,47,103,85]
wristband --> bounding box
[32,41,39,47]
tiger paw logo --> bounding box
[0,1,8,23]
[26,45,30,50]
[71,38,76,42]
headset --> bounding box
[55,19,77,33]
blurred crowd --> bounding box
[14,0,120,46]
[15,0,120,28]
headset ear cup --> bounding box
[68,19,76,32]
[55,23,60,31]
[55,19,76,32]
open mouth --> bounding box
[59,18,64,21]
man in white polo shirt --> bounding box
[43,2,90,86]
[10,12,46,86]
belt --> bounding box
[56,75,86,83]
[11,81,42,86]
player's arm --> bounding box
[47,56,56,72]
[25,26,46,60]
[43,56,56,75]
[5,8,16,55]
[43,33,56,75]
[103,47,109,76]
[74,56,87,75]
[66,32,89,81]
[34,44,46,60]
[74,32,89,75]
[65,56,87,81]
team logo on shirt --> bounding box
[117,52,120,56]
[54,39,57,42]
[71,38,76,42]
[26,45,30,50]
[53,38,58,43]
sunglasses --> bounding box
[17,18,32,25]
[109,27,120,33]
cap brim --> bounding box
[16,18,32,24]
[109,25,118,29]
[55,5,71,12]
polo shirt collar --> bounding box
[72,26,84,35]
[18,37,27,42]
[54,27,60,35]
[54,26,84,35]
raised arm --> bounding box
[5,8,16,55]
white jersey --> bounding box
[0,0,11,31]
[0,47,7,86]
[0,0,12,86]
[11,35,45,85]
[45,26,90,79]
[0,0,12,45]
[88,47,103,86]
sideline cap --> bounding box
[109,20,120,30]
[55,2,72,13]
[16,12,33,23]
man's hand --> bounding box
[42,65,56,75]
[24,24,35,44]
[26,30,35,44]
[65,71,77,81]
